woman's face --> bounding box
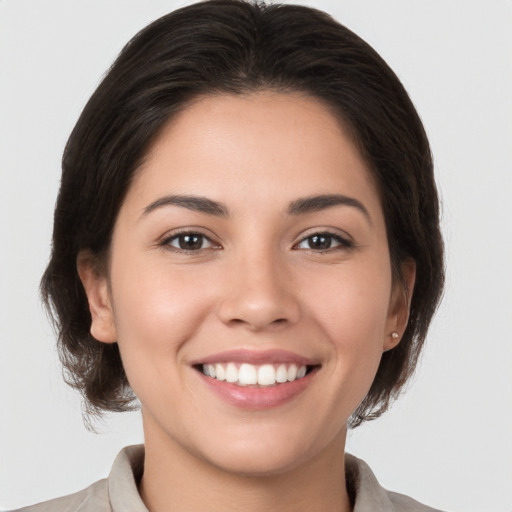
[82,92,408,475]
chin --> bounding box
[193,421,344,478]
[203,443,311,477]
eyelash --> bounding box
[160,230,353,253]
[293,232,354,252]
[160,231,220,252]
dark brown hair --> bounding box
[41,0,444,428]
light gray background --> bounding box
[1,1,511,510]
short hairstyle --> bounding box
[41,0,444,428]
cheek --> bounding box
[302,258,392,389]
[304,257,392,338]
[108,257,216,387]
[113,264,211,336]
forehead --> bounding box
[125,92,382,220]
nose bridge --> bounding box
[217,241,300,330]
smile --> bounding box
[201,362,309,387]
[192,349,319,409]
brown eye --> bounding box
[166,233,213,251]
[307,234,332,250]
[296,232,352,251]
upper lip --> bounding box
[190,349,320,367]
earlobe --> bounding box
[383,260,416,351]
[76,251,117,344]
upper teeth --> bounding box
[202,362,307,386]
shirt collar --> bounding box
[345,453,396,511]
[109,445,148,511]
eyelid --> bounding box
[159,228,222,252]
[292,228,354,251]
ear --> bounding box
[76,250,117,344]
[383,259,416,351]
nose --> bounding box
[217,250,301,332]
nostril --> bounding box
[227,317,289,329]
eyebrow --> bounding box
[141,193,371,222]
[142,195,229,218]
[287,194,371,222]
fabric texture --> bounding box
[15,445,445,511]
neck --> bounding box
[139,413,352,512]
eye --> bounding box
[163,232,217,251]
[295,232,353,251]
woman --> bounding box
[17,1,444,510]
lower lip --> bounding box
[198,370,317,410]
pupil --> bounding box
[180,234,202,250]
[310,235,330,249]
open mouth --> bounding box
[195,362,317,387]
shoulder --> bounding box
[345,453,447,512]
[387,490,446,512]
[10,445,146,512]
[11,479,110,512]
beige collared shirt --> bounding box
[16,445,444,511]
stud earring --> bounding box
[391,332,399,339]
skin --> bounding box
[78,92,414,512]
